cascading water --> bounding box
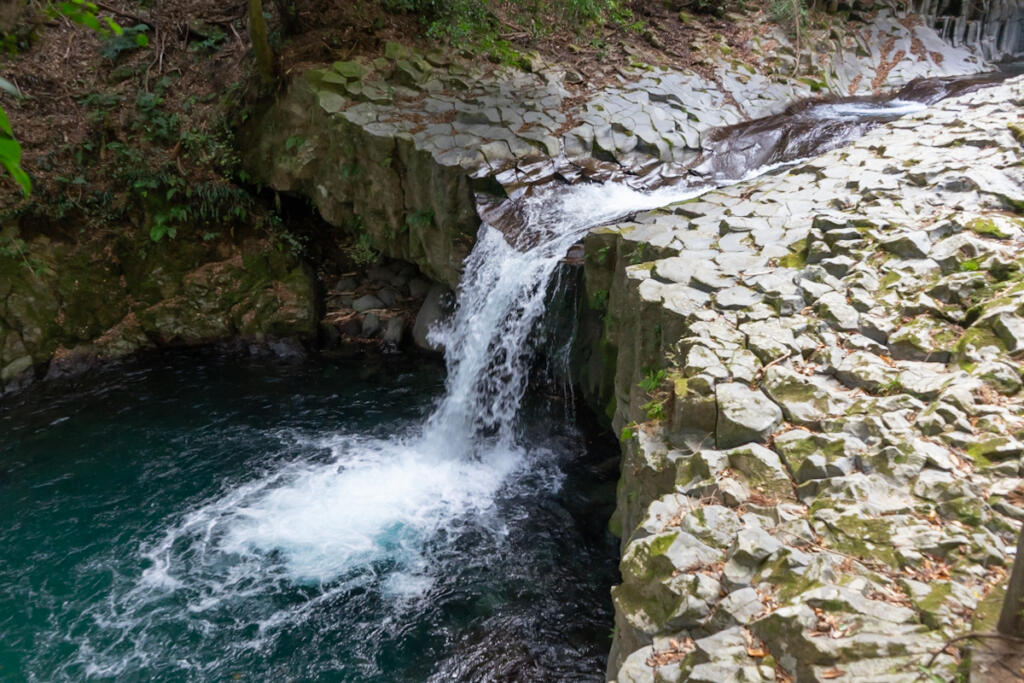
[2,69,1018,681]
[422,182,707,452]
[0,181,705,682]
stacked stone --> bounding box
[321,260,435,349]
[248,12,986,290]
[915,0,1024,61]
[588,76,1024,682]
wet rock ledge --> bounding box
[577,75,1024,681]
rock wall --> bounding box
[579,76,1024,682]
[915,0,1024,61]
[0,230,317,392]
[238,20,1022,681]
[242,60,482,289]
[244,13,985,280]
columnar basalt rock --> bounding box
[915,0,1024,61]
[582,76,1024,682]
[244,14,987,283]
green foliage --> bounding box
[619,423,636,442]
[0,14,39,55]
[1,1,141,195]
[642,398,666,421]
[380,0,628,47]
[149,206,184,242]
[134,88,180,145]
[770,0,809,65]
[683,0,728,16]
[769,0,808,30]
[627,244,650,264]
[404,210,433,233]
[188,25,225,53]
[180,127,242,172]
[56,0,122,36]
[100,24,150,60]
[638,368,667,393]
[0,106,30,195]
[382,0,489,44]
[345,230,380,267]
[0,234,44,273]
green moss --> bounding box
[917,581,953,615]
[608,512,623,538]
[968,217,1011,238]
[774,378,819,403]
[825,514,900,567]
[971,578,1005,633]
[332,60,368,80]
[667,371,688,397]
[648,531,678,558]
[761,551,823,601]
[879,270,900,288]
[778,239,807,268]
[954,326,1006,358]
[642,398,665,421]
[967,437,1012,462]
[947,497,984,527]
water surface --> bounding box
[0,351,617,681]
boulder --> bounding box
[715,383,783,448]
[412,282,453,352]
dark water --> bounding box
[0,350,617,681]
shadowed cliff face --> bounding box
[916,0,1024,61]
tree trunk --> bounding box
[998,525,1024,635]
[248,0,275,87]
[272,0,299,35]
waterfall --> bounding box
[419,182,705,456]
[54,69,1020,679]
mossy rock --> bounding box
[819,512,901,567]
[332,60,368,80]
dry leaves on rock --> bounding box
[645,636,695,668]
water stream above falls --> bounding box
[1,67,1020,681]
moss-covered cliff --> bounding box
[0,228,316,391]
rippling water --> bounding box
[0,351,618,681]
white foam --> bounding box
[218,433,521,583]
[812,99,927,119]
[71,107,902,674]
